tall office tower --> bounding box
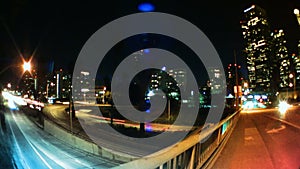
[55,69,72,99]
[226,63,242,96]
[20,69,38,99]
[293,12,300,86]
[149,67,183,100]
[45,69,72,99]
[241,5,274,94]
[297,41,300,86]
[167,68,186,90]
[209,67,224,95]
[73,71,94,102]
[292,53,300,87]
[271,30,290,89]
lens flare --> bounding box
[278,101,290,115]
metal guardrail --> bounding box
[114,110,241,169]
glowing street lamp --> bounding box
[23,61,31,72]
[294,8,300,26]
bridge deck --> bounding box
[212,108,300,169]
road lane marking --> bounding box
[265,115,300,130]
[266,125,286,134]
[244,136,254,141]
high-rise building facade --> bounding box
[293,41,300,87]
[272,30,290,89]
[209,67,224,94]
[73,71,95,102]
[149,68,182,100]
[226,63,242,96]
[241,5,274,94]
[46,69,72,100]
[292,53,300,87]
[20,70,38,99]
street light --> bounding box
[23,61,31,72]
[22,60,39,100]
[294,8,300,26]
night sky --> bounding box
[0,0,299,85]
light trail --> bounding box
[3,91,99,168]
[7,114,31,169]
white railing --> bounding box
[114,110,240,169]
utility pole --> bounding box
[69,88,75,133]
[69,93,73,133]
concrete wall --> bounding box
[44,119,136,163]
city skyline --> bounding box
[0,0,299,85]
[0,1,300,168]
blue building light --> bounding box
[138,2,155,12]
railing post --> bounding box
[188,146,196,169]
[172,157,177,169]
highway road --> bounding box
[212,106,300,169]
[1,92,121,169]
[43,104,198,157]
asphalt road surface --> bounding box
[0,105,121,168]
[212,107,300,169]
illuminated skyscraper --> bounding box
[20,70,38,99]
[226,63,242,95]
[45,69,72,100]
[73,71,94,102]
[292,53,300,86]
[241,5,274,94]
[293,40,300,87]
[167,69,186,90]
[149,68,183,100]
[209,67,224,94]
[271,30,290,89]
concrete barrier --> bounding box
[44,119,136,163]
